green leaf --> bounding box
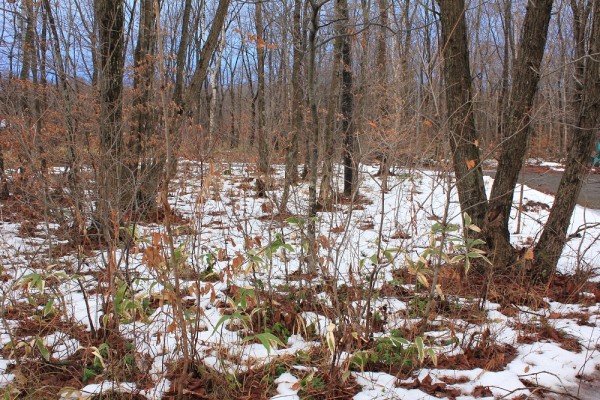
[415,336,425,364]
[467,252,484,259]
[212,311,249,335]
[427,348,438,366]
[449,255,465,263]
[36,338,50,361]
[387,335,409,348]
[244,332,286,353]
[43,297,55,317]
[286,217,302,224]
[283,243,295,252]
[83,368,97,383]
[383,248,399,263]
[463,213,472,226]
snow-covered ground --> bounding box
[0,161,599,399]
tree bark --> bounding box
[534,0,600,280]
[255,0,270,176]
[173,0,193,113]
[95,0,126,237]
[339,0,356,197]
[131,0,160,217]
[497,0,513,141]
[281,0,305,211]
[306,0,325,273]
[319,0,343,209]
[375,0,390,190]
[436,0,488,229]
[188,0,231,110]
[485,0,554,269]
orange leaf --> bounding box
[232,254,244,270]
[166,321,177,333]
[466,159,476,170]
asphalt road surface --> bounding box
[484,168,600,209]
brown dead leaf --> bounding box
[319,235,331,249]
[472,386,492,397]
[166,321,177,333]
[466,159,476,170]
[261,202,273,214]
[232,254,245,270]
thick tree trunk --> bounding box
[534,0,600,280]
[339,0,356,197]
[95,0,126,237]
[437,0,488,228]
[485,0,554,269]
[281,0,305,211]
[131,0,159,217]
[375,0,390,190]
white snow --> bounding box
[1,161,599,399]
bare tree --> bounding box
[534,0,600,280]
[255,0,270,176]
[339,0,356,197]
[281,0,306,211]
[436,0,488,229]
[306,0,328,272]
[95,0,126,238]
[486,0,554,269]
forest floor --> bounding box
[0,161,599,399]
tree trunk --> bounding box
[497,0,513,141]
[485,0,554,269]
[189,0,231,105]
[131,0,160,217]
[375,0,390,190]
[436,0,488,229]
[307,0,324,273]
[339,0,356,197]
[255,0,270,176]
[281,0,305,211]
[209,24,227,142]
[95,0,126,238]
[173,0,193,113]
[319,1,343,209]
[534,0,600,280]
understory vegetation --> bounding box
[2,0,600,398]
[0,161,599,399]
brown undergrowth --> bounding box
[165,348,360,400]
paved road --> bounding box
[484,169,600,209]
